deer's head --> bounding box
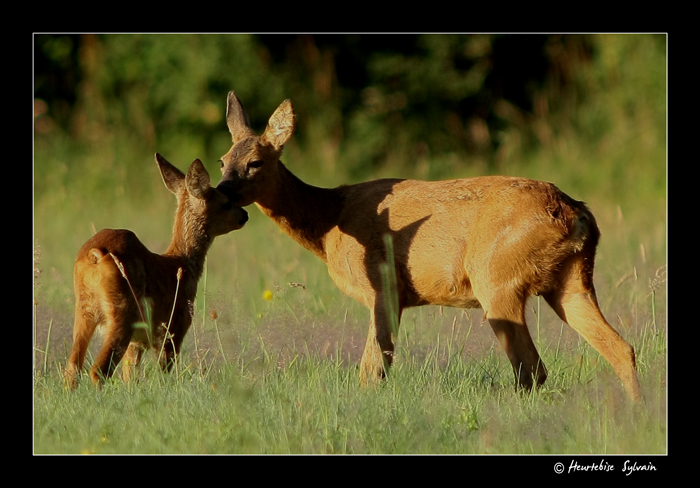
[217,92,295,207]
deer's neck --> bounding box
[164,206,213,281]
[256,163,343,262]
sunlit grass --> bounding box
[33,307,666,454]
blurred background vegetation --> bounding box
[34,33,666,180]
[33,33,666,347]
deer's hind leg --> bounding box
[542,256,642,402]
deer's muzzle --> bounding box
[217,180,244,205]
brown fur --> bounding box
[217,92,642,402]
[64,154,248,389]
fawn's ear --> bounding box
[156,153,185,194]
[226,91,255,144]
[261,99,295,151]
[185,159,211,199]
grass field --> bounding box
[32,148,667,455]
[33,36,666,455]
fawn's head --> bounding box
[156,153,248,237]
[217,91,295,206]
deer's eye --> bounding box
[246,160,264,176]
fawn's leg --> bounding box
[64,309,99,390]
[155,319,185,374]
[90,307,137,387]
[157,336,177,374]
[121,342,146,382]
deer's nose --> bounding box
[217,180,242,204]
[238,209,249,226]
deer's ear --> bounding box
[156,153,185,194]
[261,99,295,151]
[185,159,211,199]
[226,91,255,144]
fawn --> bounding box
[216,92,642,402]
[64,154,248,389]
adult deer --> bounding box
[65,154,248,389]
[217,91,642,402]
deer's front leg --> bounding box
[359,297,401,385]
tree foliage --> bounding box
[34,34,666,180]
